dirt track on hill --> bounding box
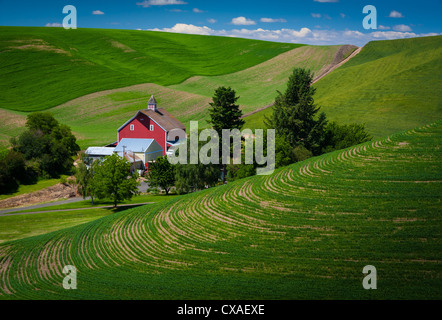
[241,44,361,119]
[0,183,78,209]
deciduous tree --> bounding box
[92,154,139,207]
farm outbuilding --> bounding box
[85,147,116,163]
[114,138,163,170]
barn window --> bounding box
[130,124,134,131]
[150,125,154,131]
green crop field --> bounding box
[0,209,113,244]
[169,45,352,111]
[0,121,440,300]
[246,36,442,138]
[0,26,298,112]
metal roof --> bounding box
[85,147,115,156]
[114,138,161,154]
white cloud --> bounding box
[136,0,187,8]
[371,31,416,39]
[45,22,63,27]
[260,18,287,23]
[231,16,256,26]
[393,24,412,32]
[291,28,312,38]
[389,10,404,18]
[92,10,104,15]
[207,18,217,24]
[343,30,364,38]
[311,13,322,18]
[148,23,440,47]
[151,23,213,35]
[378,25,391,30]
[314,0,339,2]
[193,8,204,13]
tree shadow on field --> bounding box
[106,203,147,213]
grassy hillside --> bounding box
[0,26,298,112]
[245,36,442,138]
[169,45,352,112]
[0,121,440,299]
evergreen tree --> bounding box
[266,68,327,155]
[208,86,245,134]
[208,86,244,182]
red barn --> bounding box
[117,96,186,157]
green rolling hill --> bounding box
[169,45,357,111]
[245,35,442,138]
[0,121,440,299]
[0,26,299,112]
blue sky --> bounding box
[1,0,441,46]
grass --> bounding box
[0,26,297,113]
[0,121,440,299]
[4,194,180,214]
[0,194,179,243]
[0,208,112,243]
[169,45,343,113]
[245,35,442,138]
[243,107,273,131]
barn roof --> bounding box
[140,108,186,132]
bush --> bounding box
[227,164,256,181]
[293,145,313,162]
[322,122,372,153]
[0,150,26,194]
